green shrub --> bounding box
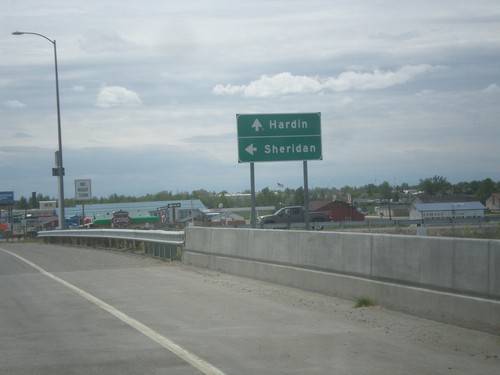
[354,296,376,308]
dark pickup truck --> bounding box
[257,206,330,229]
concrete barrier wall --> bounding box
[183,227,500,333]
[370,235,497,297]
[184,227,499,298]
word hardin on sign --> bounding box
[268,118,309,130]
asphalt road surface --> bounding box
[1,242,499,374]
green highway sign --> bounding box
[236,112,322,163]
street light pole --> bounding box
[12,31,65,229]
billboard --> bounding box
[0,191,14,203]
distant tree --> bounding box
[174,191,192,201]
[107,194,135,203]
[16,196,29,209]
[215,191,230,209]
[310,187,331,200]
[294,187,305,206]
[191,189,216,208]
[28,193,37,208]
[418,175,452,195]
[340,185,353,195]
[467,180,480,195]
[256,187,278,207]
[475,178,496,203]
[364,183,377,199]
[282,188,295,206]
[379,181,392,200]
[399,182,410,192]
[15,194,52,209]
[452,181,473,195]
[153,190,174,201]
[37,193,51,202]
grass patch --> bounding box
[354,296,377,308]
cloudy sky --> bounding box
[1,0,499,200]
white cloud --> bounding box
[370,31,420,42]
[416,90,435,96]
[244,72,322,97]
[15,131,32,138]
[72,85,85,92]
[323,65,442,91]
[483,84,500,93]
[212,83,246,96]
[4,100,26,109]
[78,31,138,54]
[213,65,442,97]
[95,86,143,108]
[337,97,354,107]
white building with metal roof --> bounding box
[409,202,485,220]
[65,200,207,223]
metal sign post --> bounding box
[250,163,256,228]
[236,113,322,229]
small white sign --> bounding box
[75,179,92,201]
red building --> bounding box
[310,200,365,221]
[329,201,365,221]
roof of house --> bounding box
[412,194,476,204]
[309,200,332,211]
[413,202,485,212]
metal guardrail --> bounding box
[37,229,184,260]
[37,228,185,244]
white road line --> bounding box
[1,248,226,375]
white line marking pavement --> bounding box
[1,248,226,375]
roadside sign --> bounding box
[75,179,92,201]
[236,113,322,163]
[111,210,131,227]
[0,191,14,203]
[160,208,167,223]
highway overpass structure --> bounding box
[37,226,500,335]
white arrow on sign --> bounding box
[251,119,263,132]
[245,144,258,155]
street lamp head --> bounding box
[12,31,54,44]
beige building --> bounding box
[486,193,500,211]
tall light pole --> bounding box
[12,31,65,229]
